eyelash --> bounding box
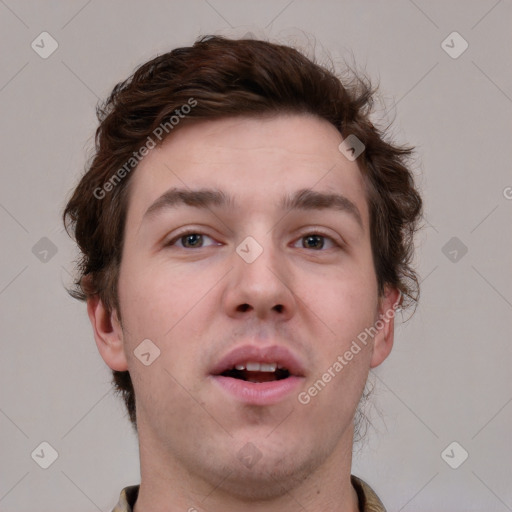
[166,229,342,251]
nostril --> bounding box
[237,304,251,312]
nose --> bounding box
[222,234,297,322]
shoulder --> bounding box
[111,484,140,512]
[351,475,387,512]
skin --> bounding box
[87,114,399,512]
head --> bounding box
[63,35,422,491]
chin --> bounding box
[196,439,327,501]
[216,463,311,500]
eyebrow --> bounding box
[143,187,363,229]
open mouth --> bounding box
[209,344,306,405]
[220,363,291,383]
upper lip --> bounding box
[210,344,307,377]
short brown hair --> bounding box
[63,35,422,430]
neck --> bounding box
[133,423,360,512]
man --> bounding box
[63,35,422,512]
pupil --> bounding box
[183,234,201,247]
[304,235,323,249]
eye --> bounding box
[166,231,220,249]
[165,230,341,251]
[293,232,339,251]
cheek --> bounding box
[118,265,205,417]
[118,259,204,338]
[295,262,378,411]
[298,262,378,342]
[117,261,217,395]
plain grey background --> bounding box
[1,1,511,511]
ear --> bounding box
[86,294,129,371]
[370,286,402,369]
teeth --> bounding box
[234,362,278,372]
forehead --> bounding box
[124,114,369,227]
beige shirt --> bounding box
[111,475,386,512]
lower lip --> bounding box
[211,375,303,405]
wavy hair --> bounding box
[63,35,423,430]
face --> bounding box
[89,114,398,497]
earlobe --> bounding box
[370,287,401,369]
[87,295,129,372]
